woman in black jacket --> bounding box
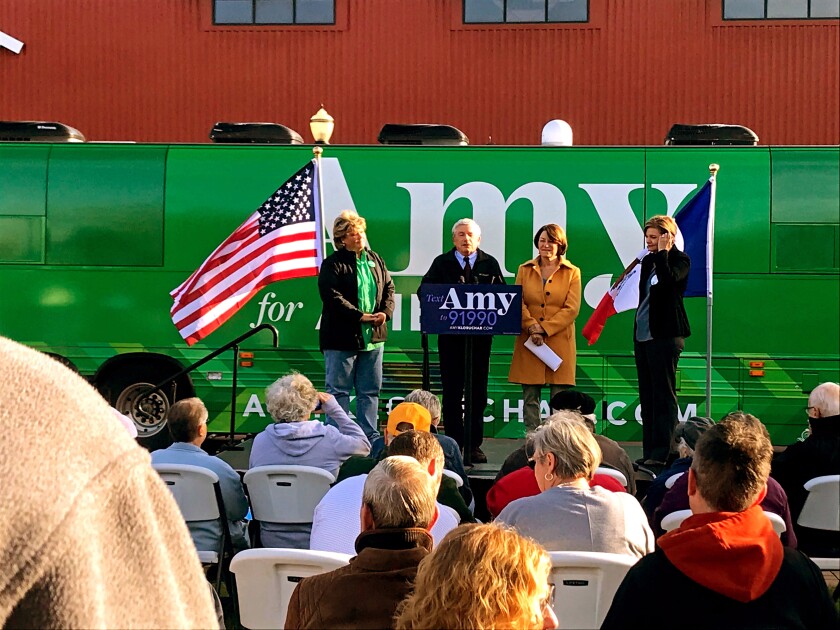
[634,214,690,469]
[318,211,395,441]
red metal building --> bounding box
[0,0,837,144]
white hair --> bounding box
[404,389,442,424]
[809,382,840,417]
[451,218,481,238]
[362,456,437,529]
[265,372,318,423]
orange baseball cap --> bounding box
[386,402,432,438]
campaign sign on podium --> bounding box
[419,284,523,335]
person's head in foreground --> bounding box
[0,336,217,628]
[361,456,437,532]
[394,523,558,629]
[689,411,772,514]
[529,411,602,492]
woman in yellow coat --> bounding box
[508,224,582,430]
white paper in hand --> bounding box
[524,338,563,371]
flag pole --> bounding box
[313,145,327,262]
[706,163,720,416]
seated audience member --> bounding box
[496,390,635,494]
[602,412,837,629]
[388,430,473,523]
[249,372,370,548]
[286,457,437,629]
[643,416,713,521]
[0,336,217,628]
[310,431,460,555]
[405,389,472,504]
[394,523,558,630]
[338,404,473,522]
[338,402,432,480]
[772,381,840,556]
[151,397,250,552]
[487,439,626,519]
[653,414,797,548]
[496,412,653,557]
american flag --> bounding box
[170,161,322,345]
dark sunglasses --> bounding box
[528,457,538,469]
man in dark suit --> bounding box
[420,218,505,463]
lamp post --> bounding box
[309,106,335,144]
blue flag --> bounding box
[675,179,713,298]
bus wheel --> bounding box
[97,357,195,451]
[116,382,171,441]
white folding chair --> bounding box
[797,475,840,573]
[230,548,351,629]
[664,472,684,489]
[595,466,628,489]
[662,507,785,538]
[764,511,786,537]
[660,509,693,532]
[244,465,335,547]
[548,551,637,629]
[442,468,464,488]
[153,463,233,594]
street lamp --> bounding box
[309,106,335,144]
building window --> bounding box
[464,0,588,23]
[213,0,335,24]
[723,0,839,19]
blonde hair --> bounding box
[332,210,367,249]
[644,214,677,238]
[265,372,317,423]
[395,523,552,629]
[363,456,436,529]
[530,411,602,481]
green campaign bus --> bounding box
[0,142,837,449]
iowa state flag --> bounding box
[582,178,713,345]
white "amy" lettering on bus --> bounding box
[317,157,697,309]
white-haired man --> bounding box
[772,381,840,556]
[310,430,460,555]
[286,457,438,629]
[419,218,505,463]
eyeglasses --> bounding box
[528,457,538,469]
[540,584,556,613]
[805,406,817,416]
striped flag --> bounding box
[581,261,644,345]
[582,178,713,345]
[171,161,322,345]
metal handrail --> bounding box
[138,324,279,444]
